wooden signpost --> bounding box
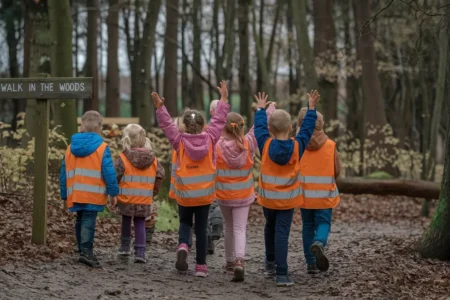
[0,77,93,245]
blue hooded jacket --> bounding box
[255,108,317,165]
[60,132,119,212]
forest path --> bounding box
[2,218,445,300]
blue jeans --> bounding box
[263,207,294,275]
[75,210,98,255]
[300,208,332,265]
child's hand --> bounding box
[266,101,277,109]
[307,90,320,109]
[254,92,269,109]
[109,196,117,208]
[151,92,165,108]
[217,80,228,102]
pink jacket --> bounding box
[156,100,230,163]
[216,104,276,207]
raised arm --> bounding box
[205,81,230,144]
[253,92,271,154]
[246,102,276,155]
[152,92,182,151]
[296,90,319,158]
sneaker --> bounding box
[175,243,189,272]
[264,261,276,278]
[118,237,131,256]
[78,252,100,268]
[311,241,329,272]
[146,227,155,246]
[224,261,235,272]
[195,264,209,277]
[232,259,245,282]
[276,275,294,286]
[307,264,319,274]
[134,247,146,263]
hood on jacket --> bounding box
[217,137,249,169]
[179,132,211,161]
[123,148,155,169]
[307,131,328,151]
[70,132,104,157]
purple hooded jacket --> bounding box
[156,100,230,165]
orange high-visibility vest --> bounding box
[168,150,177,199]
[258,138,304,210]
[65,143,108,208]
[299,139,340,209]
[174,140,216,207]
[117,153,157,205]
[215,139,254,201]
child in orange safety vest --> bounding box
[215,104,275,282]
[60,111,119,268]
[114,124,165,263]
[254,91,320,286]
[152,81,229,277]
[297,109,341,274]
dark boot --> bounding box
[207,235,215,255]
[118,237,131,256]
[311,241,329,272]
[78,251,100,268]
[307,264,319,274]
[134,247,146,263]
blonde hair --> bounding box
[268,109,292,135]
[81,110,102,133]
[297,107,324,131]
[209,100,219,115]
[121,124,152,151]
[225,112,246,150]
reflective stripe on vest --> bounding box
[121,175,155,184]
[119,188,154,197]
[65,142,108,208]
[299,139,340,209]
[257,138,304,209]
[66,168,102,179]
[174,187,215,199]
[216,177,254,191]
[117,153,157,205]
[216,169,252,177]
[174,173,215,185]
[67,183,106,196]
[169,149,177,199]
[174,140,216,206]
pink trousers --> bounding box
[219,205,250,262]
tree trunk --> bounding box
[83,0,99,112]
[131,0,141,117]
[256,0,264,93]
[291,0,318,93]
[238,0,251,121]
[181,0,189,108]
[192,0,204,110]
[48,0,77,139]
[163,0,180,116]
[313,0,337,124]
[136,0,162,130]
[336,178,440,199]
[105,0,120,117]
[353,0,386,127]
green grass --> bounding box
[155,200,179,232]
[366,171,394,180]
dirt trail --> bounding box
[2,218,449,300]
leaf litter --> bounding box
[0,194,449,299]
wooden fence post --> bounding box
[32,98,49,245]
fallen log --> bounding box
[336,178,440,199]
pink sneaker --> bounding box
[175,243,188,272]
[195,264,209,277]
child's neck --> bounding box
[273,132,290,140]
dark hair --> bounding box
[183,110,205,134]
[225,112,246,150]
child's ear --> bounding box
[289,124,293,132]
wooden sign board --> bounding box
[0,77,92,99]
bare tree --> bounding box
[238,0,251,121]
[192,0,204,110]
[83,0,99,112]
[106,0,120,117]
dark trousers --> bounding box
[121,216,146,249]
[75,210,98,255]
[263,207,294,275]
[178,204,210,265]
